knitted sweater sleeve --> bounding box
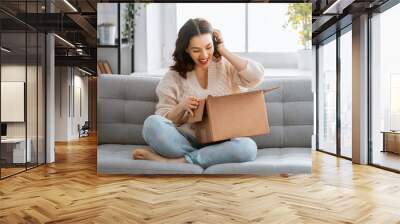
[155,71,180,117]
[224,57,265,88]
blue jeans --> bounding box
[142,115,258,168]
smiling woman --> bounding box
[97,3,314,176]
[131,18,265,168]
[170,19,221,79]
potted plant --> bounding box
[284,3,312,70]
[98,22,116,45]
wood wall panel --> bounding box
[88,77,97,132]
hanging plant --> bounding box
[122,3,147,45]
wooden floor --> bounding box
[1,135,400,223]
[1,167,26,178]
[372,150,400,171]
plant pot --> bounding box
[98,24,116,45]
[297,49,312,70]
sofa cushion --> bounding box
[97,75,313,175]
[203,148,311,175]
[251,77,313,148]
[98,75,313,148]
[97,144,204,174]
[97,144,311,175]
[98,76,159,145]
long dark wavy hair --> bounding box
[170,18,221,79]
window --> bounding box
[248,4,303,52]
[318,37,337,154]
[176,3,309,53]
[176,3,245,52]
[316,27,353,159]
[390,74,400,130]
[371,2,400,171]
[340,29,352,158]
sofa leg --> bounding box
[280,173,290,178]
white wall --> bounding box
[72,74,89,138]
[121,45,132,75]
[1,65,39,136]
[134,3,166,72]
[134,3,147,72]
[55,67,89,141]
[161,4,177,68]
[146,4,163,71]
[1,65,25,81]
[1,64,46,164]
[55,67,70,141]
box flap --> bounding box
[187,99,206,123]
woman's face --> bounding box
[186,33,214,69]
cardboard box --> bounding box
[187,87,278,144]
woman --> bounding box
[133,18,265,168]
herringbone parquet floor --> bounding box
[1,134,400,224]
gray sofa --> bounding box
[97,75,313,175]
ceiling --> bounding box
[0,0,147,74]
[1,0,396,73]
[0,0,99,73]
[311,0,390,44]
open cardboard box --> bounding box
[187,87,279,144]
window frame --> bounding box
[315,24,353,161]
[369,0,400,173]
[175,3,308,54]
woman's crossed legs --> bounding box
[133,115,257,168]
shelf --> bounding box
[97,38,119,48]
[97,44,119,48]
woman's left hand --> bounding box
[213,29,225,54]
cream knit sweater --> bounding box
[155,57,265,138]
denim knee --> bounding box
[142,115,168,142]
[142,115,193,158]
[230,138,258,162]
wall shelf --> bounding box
[97,3,135,75]
[97,44,120,48]
[97,4,121,74]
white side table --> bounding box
[1,138,31,163]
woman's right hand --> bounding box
[177,96,200,117]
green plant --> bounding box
[99,22,115,27]
[122,3,147,45]
[284,3,312,50]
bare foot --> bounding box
[133,148,186,164]
[280,173,290,178]
[133,148,167,162]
